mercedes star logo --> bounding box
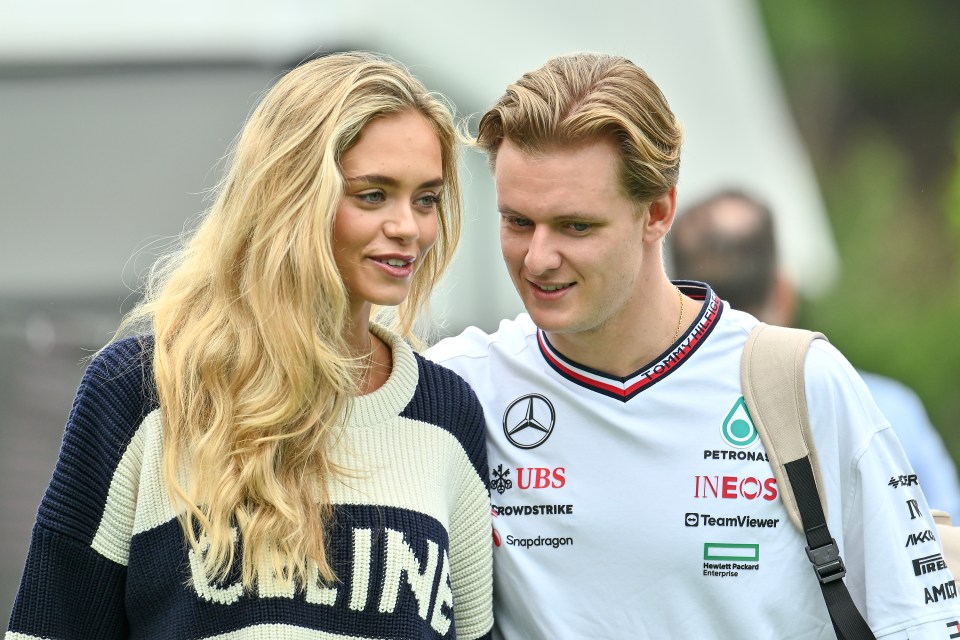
[502,393,556,449]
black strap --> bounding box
[785,457,876,640]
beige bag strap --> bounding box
[741,323,828,530]
[741,324,878,639]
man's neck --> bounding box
[543,281,698,377]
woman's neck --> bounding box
[345,320,392,395]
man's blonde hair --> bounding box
[477,52,682,203]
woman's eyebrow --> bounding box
[344,174,444,189]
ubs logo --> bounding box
[490,464,566,493]
[503,394,556,449]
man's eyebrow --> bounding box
[344,174,445,189]
[499,205,602,221]
[554,213,604,222]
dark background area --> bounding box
[755,0,960,457]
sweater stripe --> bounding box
[7,330,493,640]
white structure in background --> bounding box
[0,0,836,334]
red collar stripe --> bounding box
[537,285,722,402]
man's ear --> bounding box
[644,186,678,242]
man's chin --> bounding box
[525,311,575,335]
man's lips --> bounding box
[529,279,574,292]
[527,280,575,299]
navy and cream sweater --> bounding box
[6,325,493,639]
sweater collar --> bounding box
[343,323,419,427]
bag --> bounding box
[932,510,960,571]
[741,324,960,640]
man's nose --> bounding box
[524,226,562,275]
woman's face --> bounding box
[333,110,443,319]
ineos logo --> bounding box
[502,394,556,449]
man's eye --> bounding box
[569,222,591,232]
[512,217,532,227]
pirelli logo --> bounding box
[913,553,947,576]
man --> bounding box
[669,188,960,517]
[427,53,960,638]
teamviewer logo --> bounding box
[685,513,699,527]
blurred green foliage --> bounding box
[754,0,960,458]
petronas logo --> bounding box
[721,397,758,449]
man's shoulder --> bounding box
[804,337,862,385]
[426,313,537,365]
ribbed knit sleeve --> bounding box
[407,356,493,640]
[7,332,493,639]
[6,336,155,640]
[403,355,489,484]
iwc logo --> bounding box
[502,394,556,449]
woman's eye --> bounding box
[357,191,385,204]
[415,194,440,208]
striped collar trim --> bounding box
[537,282,722,402]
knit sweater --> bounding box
[6,325,493,640]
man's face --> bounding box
[495,137,654,340]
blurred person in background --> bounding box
[427,52,960,639]
[669,188,960,517]
[5,52,493,640]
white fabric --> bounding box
[427,284,960,640]
[859,370,960,518]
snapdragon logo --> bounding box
[505,534,573,549]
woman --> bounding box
[6,52,493,639]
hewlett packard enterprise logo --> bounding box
[704,542,759,562]
[702,542,760,578]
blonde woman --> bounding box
[6,52,493,640]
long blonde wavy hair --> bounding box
[117,52,463,589]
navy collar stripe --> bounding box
[537,282,722,402]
